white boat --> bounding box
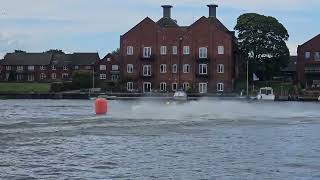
[173,89,188,101]
[257,87,275,101]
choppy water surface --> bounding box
[1,99,320,179]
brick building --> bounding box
[120,4,239,93]
[96,53,121,82]
[297,34,320,88]
[0,52,99,82]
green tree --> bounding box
[14,50,26,53]
[234,13,290,80]
[72,70,92,89]
[45,49,65,54]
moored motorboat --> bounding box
[173,89,188,101]
[257,87,275,101]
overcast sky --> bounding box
[0,0,319,58]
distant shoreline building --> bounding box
[297,34,320,88]
[120,4,241,93]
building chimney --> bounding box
[161,5,173,18]
[207,4,218,18]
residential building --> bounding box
[297,34,320,88]
[120,4,238,93]
[96,53,121,82]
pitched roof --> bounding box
[51,54,72,67]
[2,53,52,65]
[300,34,320,47]
[70,53,100,65]
[157,17,179,27]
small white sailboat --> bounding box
[257,87,275,101]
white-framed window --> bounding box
[183,46,190,55]
[199,47,208,58]
[52,65,56,70]
[160,64,167,73]
[160,82,167,92]
[85,66,91,70]
[172,46,178,55]
[74,65,79,70]
[27,74,34,81]
[127,46,133,55]
[127,82,133,91]
[62,73,69,79]
[16,74,23,81]
[40,66,46,70]
[183,64,190,73]
[218,45,225,55]
[143,82,152,93]
[217,64,224,73]
[305,52,311,59]
[143,65,152,76]
[40,73,46,80]
[315,52,320,61]
[199,83,208,94]
[100,65,106,71]
[63,66,68,71]
[127,64,133,73]
[111,74,119,81]
[199,64,208,75]
[100,74,106,80]
[172,83,178,91]
[143,47,152,58]
[28,66,34,71]
[160,46,167,55]
[51,73,56,80]
[112,65,119,71]
[6,66,11,70]
[172,64,177,73]
[17,66,23,71]
[183,82,190,90]
[217,83,224,92]
[107,58,111,61]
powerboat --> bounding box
[257,87,275,101]
[173,89,188,101]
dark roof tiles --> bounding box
[2,53,52,65]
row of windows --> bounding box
[5,65,92,71]
[126,82,224,93]
[16,73,69,80]
[305,51,320,61]
[99,65,119,71]
[127,46,225,57]
[126,64,224,75]
[99,74,120,81]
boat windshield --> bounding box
[266,90,272,95]
[261,89,267,94]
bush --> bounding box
[51,82,64,92]
[72,70,92,89]
[186,86,192,94]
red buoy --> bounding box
[95,98,108,115]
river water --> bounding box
[1,99,320,179]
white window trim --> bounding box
[199,83,208,94]
[28,66,34,71]
[172,83,178,91]
[183,82,190,90]
[172,64,177,74]
[6,66,11,70]
[40,73,46,80]
[315,52,320,61]
[183,64,190,73]
[160,46,167,55]
[143,65,152,76]
[52,65,56,70]
[217,83,224,92]
[183,46,190,55]
[51,73,56,80]
[40,66,46,70]
[305,52,311,59]
[160,64,167,73]
[112,65,119,71]
[62,73,69,79]
[100,65,106,71]
[127,46,133,55]
[172,46,178,55]
[127,64,133,73]
[100,74,107,80]
[143,82,152,93]
[218,45,225,55]
[63,66,68,71]
[217,64,224,73]
[111,74,119,81]
[143,47,152,58]
[127,82,134,91]
[160,82,167,92]
[199,47,208,58]
[199,64,208,75]
[17,66,23,71]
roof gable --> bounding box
[300,34,320,47]
[121,17,158,38]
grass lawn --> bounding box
[0,83,51,93]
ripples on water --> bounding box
[1,99,320,179]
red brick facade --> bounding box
[120,4,236,94]
[297,34,320,88]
